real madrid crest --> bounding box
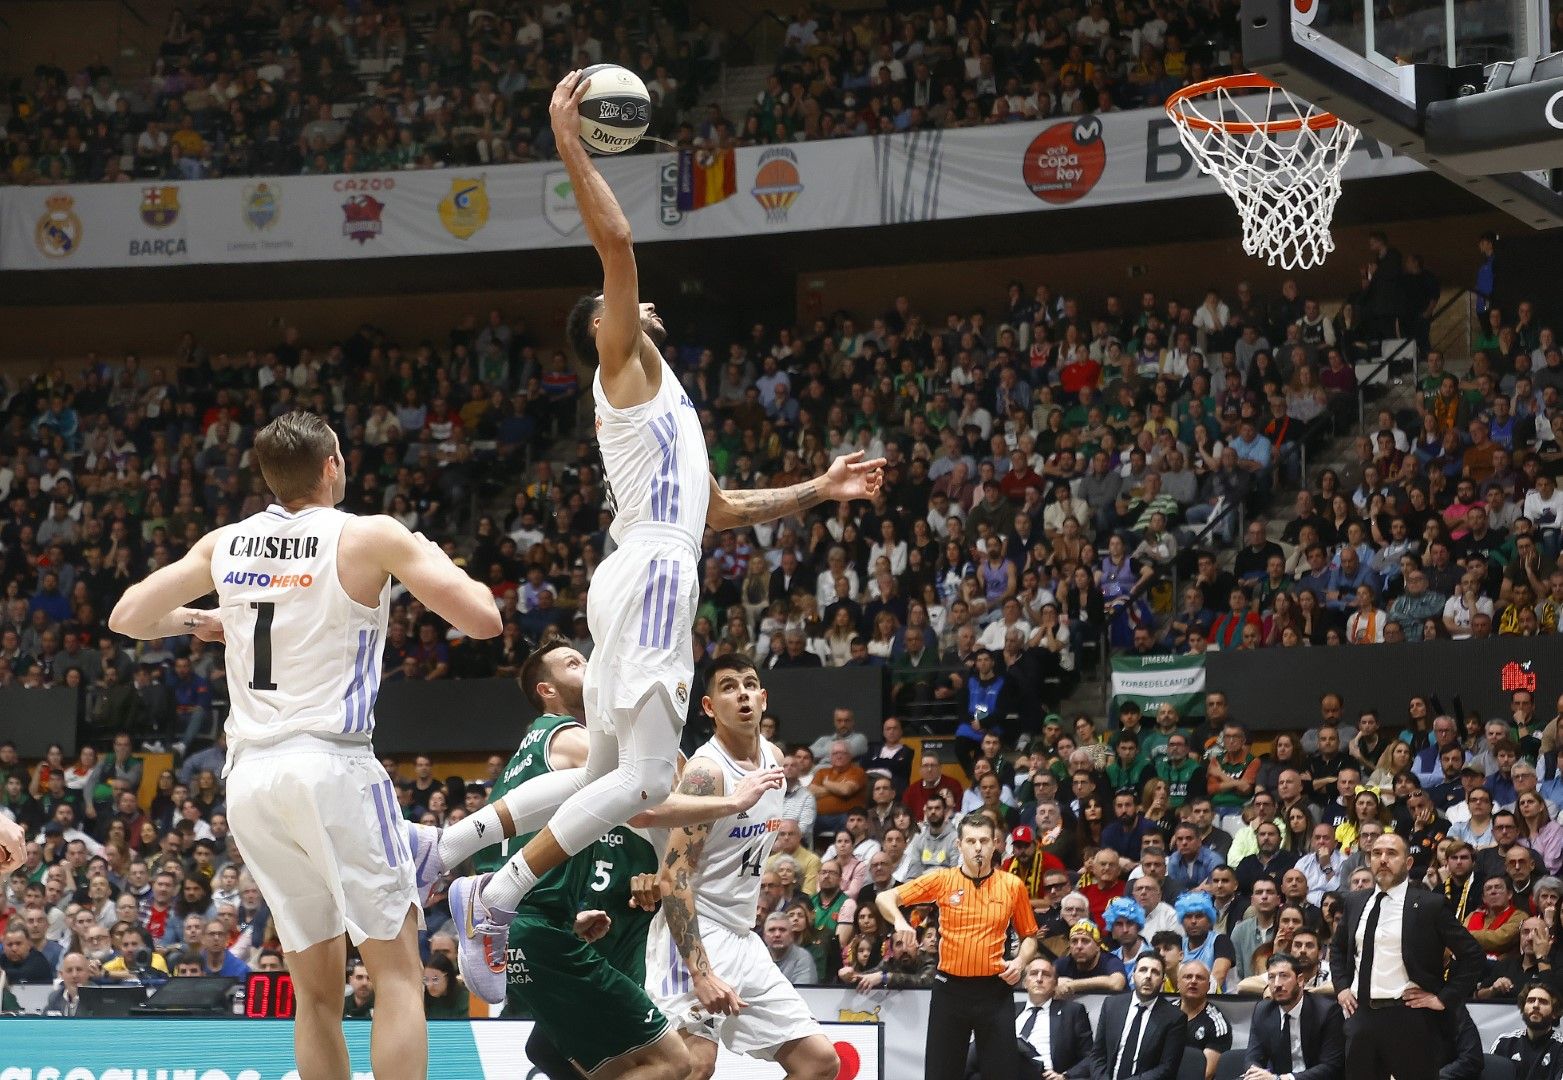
[244,182,279,230]
[439,176,490,240]
[950,890,964,905]
[35,192,82,258]
[676,681,688,705]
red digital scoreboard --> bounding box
[243,971,297,1019]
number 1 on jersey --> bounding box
[249,601,278,691]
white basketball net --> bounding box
[1166,81,1359,270]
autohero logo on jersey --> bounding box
[221,570,315,589]
[727,817,782,840]
[221,533,321,588]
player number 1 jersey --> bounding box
[211,505,389,753]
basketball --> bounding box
[575,64,651,154]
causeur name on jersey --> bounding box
[228,535,321,559]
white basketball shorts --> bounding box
[645,915,821,1059]
[225,738,421,952]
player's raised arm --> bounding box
[549,71,645,392]
[108,532,224,641]
[628,766,784,828]
[706,450,886,531]
[365,517,502,639]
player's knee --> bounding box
[631,755,678,805]
[793,1037,840,1080]
[683,1054,716,1080]
[645,1034,690,1080]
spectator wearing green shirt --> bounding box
[1206,723,1260,832]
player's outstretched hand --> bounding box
[822,451,886,504]
[731,768,785,812]
[550,70,591,136]
[0,815,25,876]
[574,909,612,943]
[628,873,662,911]
[693,972,745,1016]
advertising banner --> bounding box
[0,105,1421,272]
[1110,652,1207,716]
[0,1017,881,1080]
[1206,632,1563,731]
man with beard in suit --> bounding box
[1329,833,1484,1079]
[1244,950,1345,1080]
[1090,952,1187,1080]
[967,955,1094,1080]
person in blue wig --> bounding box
[1104,896,1150,970]
[1175,890,1236,990]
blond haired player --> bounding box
[109,411,501,1080]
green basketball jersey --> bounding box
[485,714,659,980]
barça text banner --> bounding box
[0,105,1420,271]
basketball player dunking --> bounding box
[108,413,501,1080]
[424,70,885,1004]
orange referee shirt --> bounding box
[896,866,1040,978]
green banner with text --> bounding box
[1110,653,1207,717]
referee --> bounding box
[878,811,1039,1080]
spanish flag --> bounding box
[676,147,737,212]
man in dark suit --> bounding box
[768,549,805,603]
[968,956,1094,1080]
[1244,951,1345,1080]
[1090,952,1186,1080]
[1329,832,1485,1080]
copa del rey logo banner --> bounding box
[0,104,1420,271]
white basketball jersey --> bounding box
[211,505,389,754]
[593,357,708,551]
[686,737,785,933]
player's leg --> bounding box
[284,932,352,1080]
[587,1030,689,1080]
[524,1026,578,1080]
[413,726,617,884]
[490,682,681,899]
[717,933,837,1080]
[772,1035,840,1080]
[677,1032,719,1080]
[357,907,430,1080]
[226,754,358,1080]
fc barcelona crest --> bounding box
[140,186,180,228]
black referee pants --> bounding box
[926,972,1017,1080]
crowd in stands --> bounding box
[0,227,1557,1021]
[750,0,1244,143]
[0,0,1252,185]
[1,0,720,184]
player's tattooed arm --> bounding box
[659,762,718,973]
[705,476,824,530]
[629,765,784,828]
[706,451,885,531]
